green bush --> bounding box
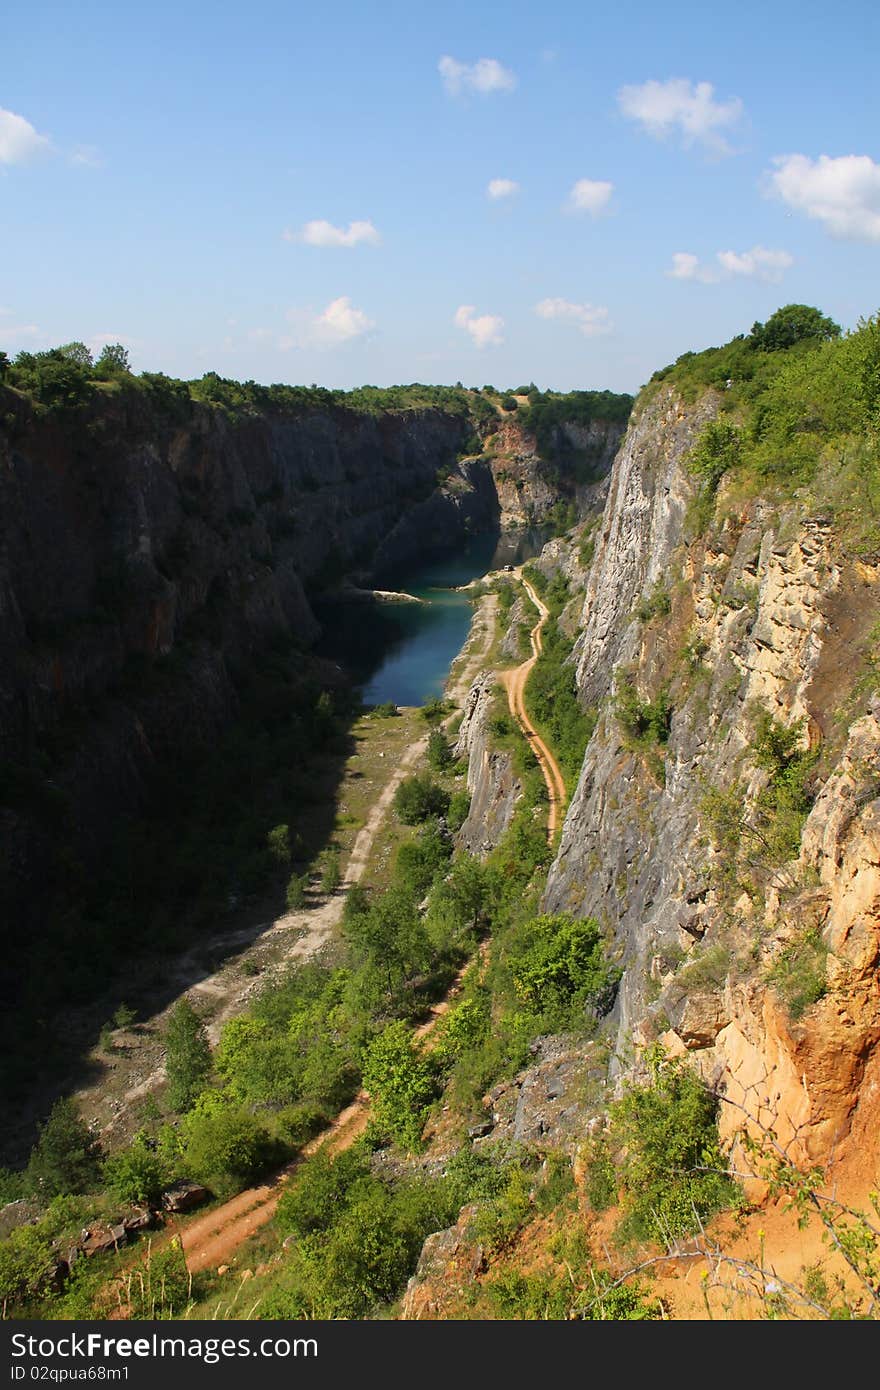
[614,675,672,747]
[393,773,450,825]
[446,789,471,831]
[505,913,620,1023]
[608,1052,738,1247]
[427,730,454,771]
[766,926,828,1019]
[164,1000,212,1113]
[285,871,309,909]
[26,1099,102,1199]
[361,1021,437,1152]
[181,1101,279,1197]
[103,1136,169,1206]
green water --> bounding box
[316,530,546,707]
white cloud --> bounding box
[315,296,374,343]
[438,56,516,97]
[0,107,51,165]
[617,78,743,154]
[292,219,381,248]
[667,245,793,284]
[768,153,880,242]
[454,304,504,348]
[281,297,374,350]
[487,177,519,200]
[535,298,612,336]
[567,178,613,215]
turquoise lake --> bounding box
[316,529,547,707]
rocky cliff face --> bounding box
[0,387,485,918]
[484,414,621,529]
[453,672,522,857]
[539,383,880,1168]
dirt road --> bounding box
[500,570,567,842]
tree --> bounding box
[164,999,211,1112]
[94,342,131,375]
[749,304,841,352]
[103,1135,169,1205]
[26,1098,102,1198]
[181,1102,276,1196]
[393,773,450,825]
[58,341,94,369]
[362,1021,436,1151]
[427,730,454,771]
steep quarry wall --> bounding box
[484,415,621,530]
[0,387,487,917]
[539,383,880,1170]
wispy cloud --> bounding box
[768,153,880,242]
[535,298,612,336]
[454,304,504,348]
[567,178,613,216]
[287,219,381,248]
[618,78,743,154]
[282,297,375,349]
[438,56,516,97]
[70,145,103,169]
[0,107,51,165]
[667,245,793,284]
[487,177,519,200]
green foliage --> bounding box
[0,1222,57,1312]
[26,1099,102,1199]
[635,579,673,624]
[505,913,620,1023]
[426,729,454,771]
[467,1164,533,1253]
[523,576,596,788]
[180,1099,278,1197]
[702,715,819,896]
[269,1154,460,1319]
[164,999,212,1113]
[614,674,672,748]
[112,1002,137,1030]
[608,1053,738,1248]
[320,849,342,893]
[446,788,471,831]
[285,871,309,909]
[518,389,634,460]
[362,1021,437,1151]
[276,1146,370,1238]
[393,772,450,824]
[766,926,828,1019]
[371,700,399,718]
[93,342,132,377]
[125,1238,193,1320]
[749,304,841,353]
[486,1264,662,1320]
[420,696,450,724]
[394,821,452,898]
[500,394,518,411]
[103,1135,169,1206]
[434,994,491,1063]
[7,349,93,410]
[266,823,292,867]
[692,417,741,489]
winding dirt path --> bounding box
[499,570,567,842]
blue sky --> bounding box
[2,0,878,393]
